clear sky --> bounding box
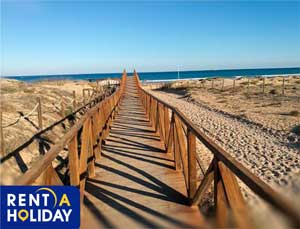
[1,1,300,76]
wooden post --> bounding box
[83,89,86,104]
[174,115,188,186]
[164,106,170,144]
[221,78,224,91]
[68,135,79,186]
[73,90,76,110]
[173,125,182,171]
[282,77,285,95]
[233,79,236,94]
[211,79,214,89]
[79,119,91,202]
[87,118,96,178]
[247,78,250,96]
[187,130,197,198]
[262,77,265,96]
[37,97,43,130]
[0,111,4,155]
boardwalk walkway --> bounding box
[81,77,206,228]
[9,71,299,228]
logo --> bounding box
[1,186,80,229]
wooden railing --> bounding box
[1,82,118,167]
[14,70,127,202]
[133,70,300,227]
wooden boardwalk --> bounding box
[12,71,299,228]
[81,77,206,228]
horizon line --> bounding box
[2,66,300,78]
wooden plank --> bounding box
[166,119,174,154]
[218,161,252,229]
[68,135,79,186]
[164,106,170,143]
[87,118,96,178]
[173,123,182,171]
[43,165,52,185]
[187,130,197,198]
[92,114,101,161]
[42,165,63,185]
[174,114,188,188]
[157,103,165,144]
[79,119,91,202]
[216,177,229,228]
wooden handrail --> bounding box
[13,70,127,191]
[133,71,300,227]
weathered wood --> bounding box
[187,130,197,198]
[79,119,90,201]
[68,135,79,186]
[43,165,52,185]
[174,114,188,187]
[92,114,101,160]
[164,106,170,143]
[157,103,165,144]
[43,165,63,185]
[218,161,252,229]
[73,90,77,109]
[87,118,96,178]
[216,176,229,228]
[173,124,182,171]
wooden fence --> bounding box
[134,70,300,227]
[0,83,118,156]
[13,71,127,203]
[143,75,300,98]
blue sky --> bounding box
[1,1,300,76]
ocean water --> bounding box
[3,67,300,82]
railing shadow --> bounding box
[85,182,195,228]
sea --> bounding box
[3,67,300,83]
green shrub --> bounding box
[291,125,300,136]
[289,110,300,116]
[64,106,74,116]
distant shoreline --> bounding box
[2,67,300,82]
[142,73,300,83]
